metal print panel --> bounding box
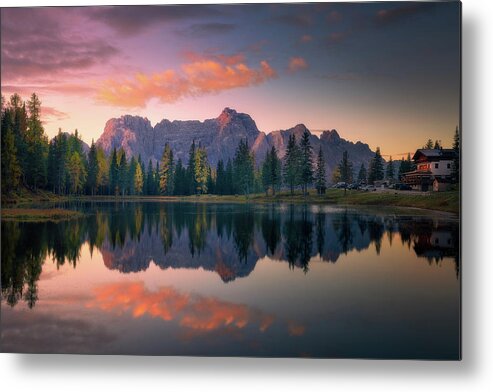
[0,1,461,359]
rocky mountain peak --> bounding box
[321,129,341,143]
[96,109,376,182]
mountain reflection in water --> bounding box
[1,202,459,310]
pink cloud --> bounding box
[299,34,313,43]
[41,106,70,123]
[86,282,275,334]
[288,57,308,73]
[98,55,277,108]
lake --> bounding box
[0,202,460,359]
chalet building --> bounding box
[402,148,457,191]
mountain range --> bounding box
[95,107,376,178]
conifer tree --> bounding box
[134,162,144,195]
[67,151,86,194]
[314,146,326,195]
[195,145,209,194]
[87,140,99,195]
[283,134,301,195]
[109,148,119,195]
[173,158,186,195]
[215,159,226,195]
[187,140,198,194]
[118,149,128,196]
[299,130,313,195]
[424,139,434,149]
[233,139,254,195]
[225,158,234,195]
[262,150,273,195]
[368,147,384,184]
[386,156,395,181]
[128,156,137,195]
[146,160,154,195]
[338,151,353,192]
[159,143,174,195]
[1,127,21,194]
[357,163,367,184]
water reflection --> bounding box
[1,202,460,309]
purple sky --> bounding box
[1,2,461,157]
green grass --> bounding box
[2,187,460,214]
[1,208,83,222]
[2,187,67,205]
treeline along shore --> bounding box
[1,93,458,215]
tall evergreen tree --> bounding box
[159,143,174,195]
[87,140,99,195]
[225,158,234,195]
[1,127,21,194]
[338,151,353,192]
[96,146,109,194]
[134,162,144,195]
[270,146,282,195]
[357,163,367,184]
[433,140,441,149]
[283,134,301,195]
[195,145,209,194]
[67,152,86,194]
[109,148,119,195]
[368,147,384,184]
[173,158,186,195]
[299,130,314,195]
[424,139,434,149]
[215,159,226,195]
[233,139,254,195]
[187,140,198,194]
[386,156,395,181]
[262,150,273,195]
[25,93,48,190]
[118,149,128,196]
[128,156,137,195]
[146,160,154,195]
[314,146,326,195]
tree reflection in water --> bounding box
[1,202,460,308]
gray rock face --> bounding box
[96,108,376,180]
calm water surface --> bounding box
[1,202,460,358]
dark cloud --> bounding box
[375,3,437,27]
[178,22,236,38]
[88,5,221,36]
[1,8,119,82]
[270,13,312,28]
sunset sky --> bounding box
[1,2,460,157]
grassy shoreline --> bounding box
[1,208,83,222]
[2,188,459,215]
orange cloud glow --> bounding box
[86,282,275,333]
[288,57,308,73]
[287,321,306,336]
[299,34,313,43]
[98,55,277,108]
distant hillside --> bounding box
[96,108,376,181]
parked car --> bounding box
[347,183,359,190]
[361,185,377,192]
[334,182,347,189]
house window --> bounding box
[435,163,439,169]
[447,163,451,169]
